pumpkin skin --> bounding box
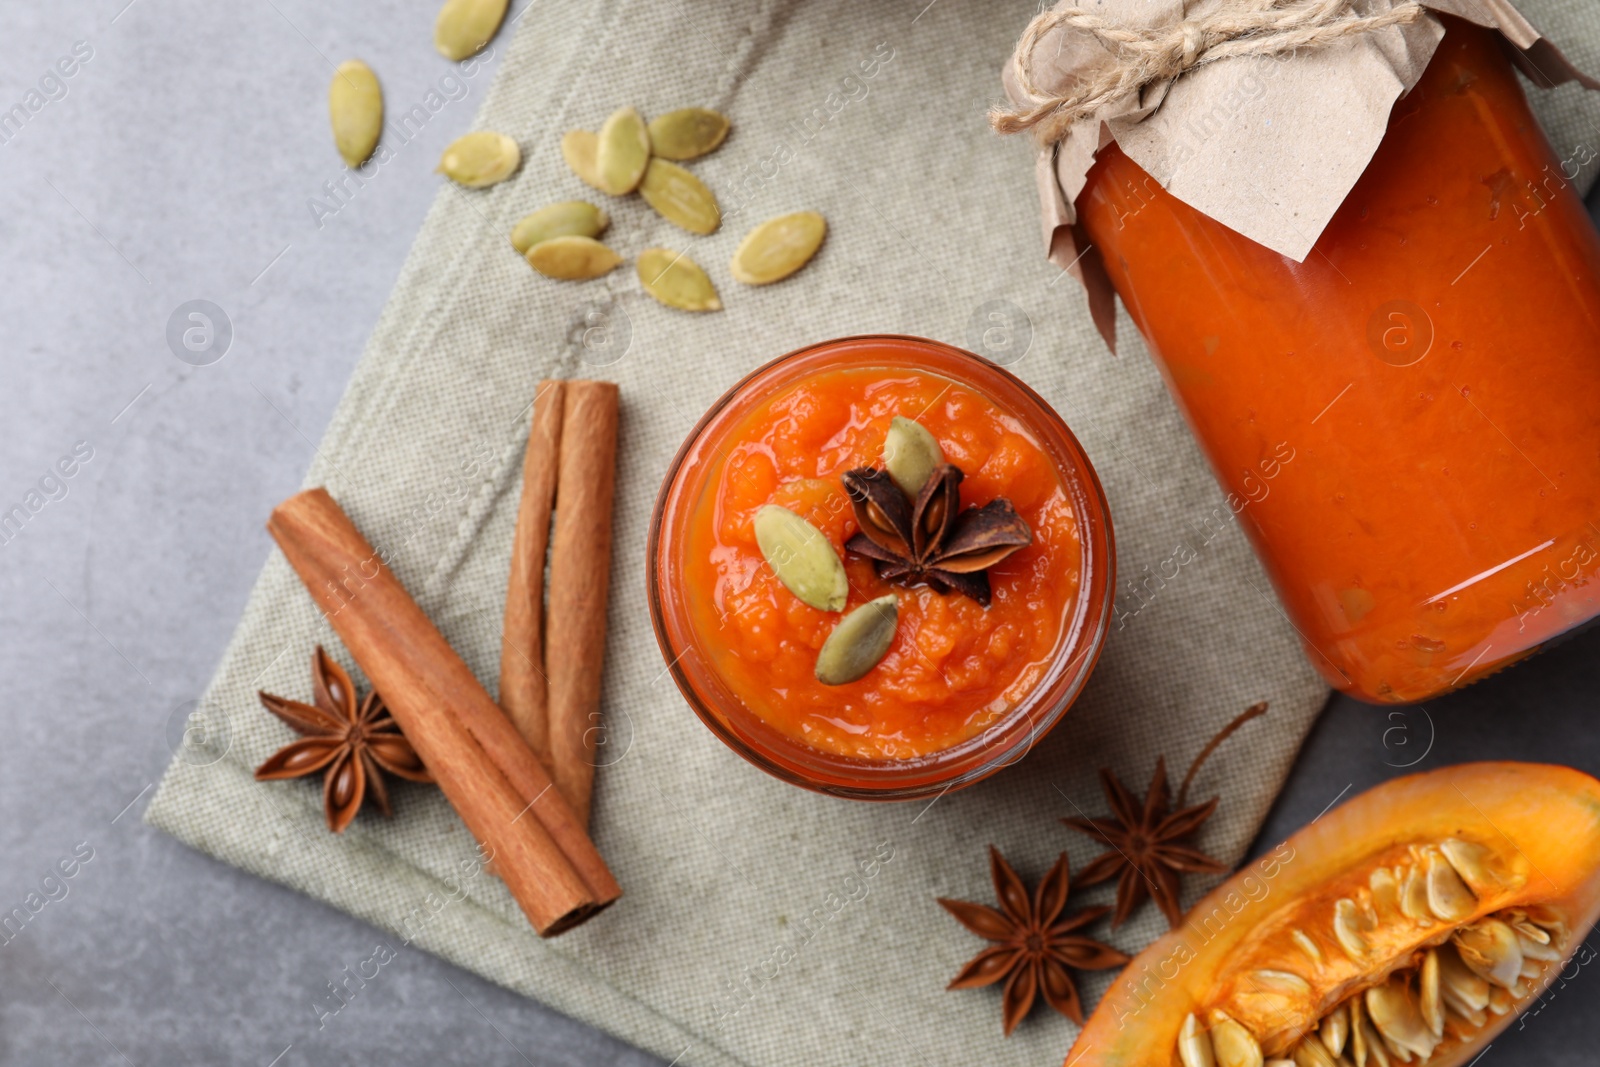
[1068,762,1600,1067]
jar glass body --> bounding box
[1078,20,1600,703]
[648,335,1114,799]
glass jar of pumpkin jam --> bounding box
[649,336,1113,799]
[1076,18,1600,703]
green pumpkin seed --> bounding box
[511,202,609,255]
[639,159,721,235]
[433,0,508,61]
[637,248,721,312]
[525,236,622,280]
[753,504,847,612]
[328,60,383,168]
[561,130,605,190]
[646,107,731,161]
[438,131,521,188]
[883,416,944,496]
[596,106,650,195]
[815,596,899,685]
[730,211,826,285]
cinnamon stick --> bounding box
[546,381,620,828]
[500,380,565,764]
[268,488,620,936]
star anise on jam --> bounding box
[1062,702,1268,929]
[255,646,432,833]
[938,847,1129,1035]
[841,462,1032,606]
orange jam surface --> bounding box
[684,368,1081,760]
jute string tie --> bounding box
[993,0,1428,144]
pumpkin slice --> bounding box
[1069,762,1600,1067]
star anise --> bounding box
[1062,702,1268,929]
[938,847,1129,1035]
[255,646,432,833]
[842,462,1032,606]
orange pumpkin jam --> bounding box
[682,367,1081,760]
[1077,19,1600,701]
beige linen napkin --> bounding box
[145,1,1600,1063]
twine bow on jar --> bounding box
[993,0,1428,145]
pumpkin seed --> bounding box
[638,159,721,235]
[561,130,605,190]
[1206,1011,1263,1067]
[1518,930,1562,961]
[1440,838,1519,893]
[729,211,826,285]
[1437,940,1491,1011]
[438,131,520,188]
[752,504,846,612]
[1368,866,1402,917]
[1454,919,1523,988]
[883,416,943,496]
[1420,948,1444,1038]
[1399,862,1431,921]
[637,248,721,312]
[1289,1035,1336,1067]
[1177,1014,1215,1067]
[596,106,650,195]
[1365,980,1437,1061]
[1289,930,1323,965]
[433,0,508,61]
[815,596,898,685]
[525,236,621,280]
[647,107,731,160]
[1319,1003,1349,1057]
[328,60,383,168]
[1332,897,1371,958]
[1424,847,1477,922]
[511,201,609,255]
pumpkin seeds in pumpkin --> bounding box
[883,415,943,497]
[729,211,826,285]
[753,504,847,612]
[638,159,721,235]
[596,106,650,195]
[328,60,383,168]
[433,0,508,61]
[815,596,898,685]
[647,107,730,160]
[511,202,609,255]
[525,236,622,280]
[438,131,520,188]
[637,248,721,312]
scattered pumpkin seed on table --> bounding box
[596,106,651,195]
[730,211,827,285]
[328,60,383,168]
[438,131,521,188]
[647,107,731,161]
[433,0,509,61]
[638,159,721,235]
[560,130,605,191]
[511,201,609,255]
[525,236,622,280]
[752,504,848,612]
[815,596,899,685]
[637,248,721,312]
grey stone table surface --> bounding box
[3,2,1599,1065]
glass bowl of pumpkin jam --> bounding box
[648,335,1113,799]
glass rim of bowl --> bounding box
[646,334,1116,800]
